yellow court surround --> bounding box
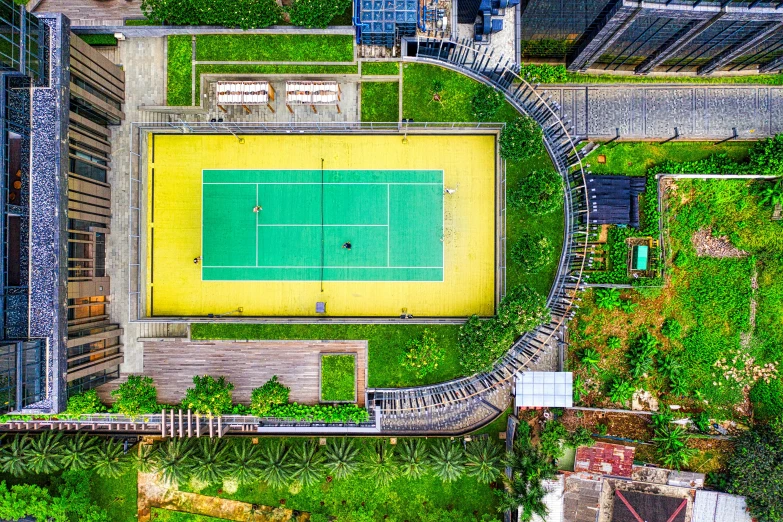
[147,134,497,317]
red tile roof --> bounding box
[575,442,636,478]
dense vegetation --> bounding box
[166,35,192,106]
[570,138,783,424]
[320,355,356,402]
[362,61,400,76]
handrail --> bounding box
[366,37,590,419]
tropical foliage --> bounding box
[141,0,283,29]
[286,0,352,28]
[471,84,504,121]
[65,390,106,415]
[511,233,554,272]
[508,169,563,216]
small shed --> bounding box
[575,442,635,478]
[612,490,687,522]
[585,175,647,228]
[514,371,572,409]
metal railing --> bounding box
[365,36,590,430]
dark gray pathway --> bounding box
[549,85,783,140]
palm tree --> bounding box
[465,437,503,484]
[191,438,230,486]
[429,439,465,483]
[291,440,324,487]
[228,439,260,485]
[500,440,557,521]
[25,431,64,474]
[94,439,129,479]
[133,443,159,474]
[361,440,399,488]
[0,434,30,477]
[323,438,360,480]
[257,441,295,489]
[497,476,549,522]
[580,348,600,370]
[397,438,428,479]
[156,438,194,487]
[61,433,100,471]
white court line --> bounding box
[203,182,442,185]
[387,184,390,268]
[202,265,444,269]
[255,183,259,267]
[258,223,386,227]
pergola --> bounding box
[285,81,341,114]
[216,81,276,114]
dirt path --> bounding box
[138,472,311,522]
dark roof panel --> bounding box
[585,175,647,228]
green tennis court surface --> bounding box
[201,170,444,281]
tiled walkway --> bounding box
[97,340,368,407]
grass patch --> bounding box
[193,64,358,101]
[587,141,752,176]
[124,18,157,26]
[192,323,462,388]
[564,71,783,85]
[90,467,138,522]
[167,35,193,106]
[362,61,400,76]
[150,509,225,522]
[195,34,354,62]
[76,34,118,46]
[361,81,399,122]
[321,354,356,402]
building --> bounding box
[0,2,125,414]
[519,0,783,75]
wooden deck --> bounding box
[97,340,368,407]
[32,0,143,26]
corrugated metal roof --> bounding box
[532,476,565,522]
[693,491,753,522]
[515,372,573,408]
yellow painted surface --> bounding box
[148,134,496,317]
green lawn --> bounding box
[194,34,354,62]
[362,61,400,76]
[192,323,462,388]
[150,509,225,522]
[587,141,752,176]
[361,82,399,122]
[90,467,138,522]
[321,354,356,402]
[167,35,193,106]
[76,34,118,46]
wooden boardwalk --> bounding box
[97,340,368,407]
[32,0,143,26]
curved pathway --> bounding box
[366,37,591,435]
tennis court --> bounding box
[202,169,444,282]
[148,134,497,317]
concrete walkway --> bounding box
[549,84,783,140]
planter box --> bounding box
[319,353,357,403]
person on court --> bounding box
[342,242,352,250]
[253,205,262,212]
[193,256,201,264]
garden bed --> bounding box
[360,81,399,122]
[320,353,357,403]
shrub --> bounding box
[511,233,554,272]
[653,424,695,470]
[727,421,783,522]
[626,332,658,380]
[595,288,622,310]
[539,421,568,459]
[268,403,370,423]
[250,376,290,416]
[471,84,504,121]
[609,379,634,405]
[458,285,550,373]
[65,390,106,415]
[750,379,783,422]
[77,34,118,46]
[508,169,562,216]
[141,0,283,29]
[758,179,783,208]
[400,329,444,378]
[749,134,783,175]
[661,318,683,339]
[286,0,352,28]
[499,116,544,161]
[692,412,711,433]
[181,375,234,416]
[606,336,622,350]
[580,348,600,370]
[111,375,159,417]
[518,63,569,83]
[568,427,594,448]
